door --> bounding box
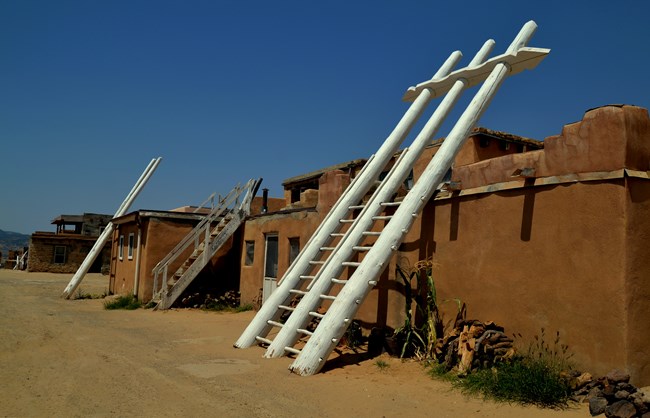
[262,234,279,303]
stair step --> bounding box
[297,328,313,336]
[342,261,361,267]
[352,246,372,252]
[255,336,272,345]
[348,204,365,210]
[267,320,284,328]
[284,346,301,355]
[320,294,336,301]
[330,233,345,237]
[339,219,355,224]
[309,311,325,319]
[278,304,295,312]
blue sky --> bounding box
[1,0,648,235]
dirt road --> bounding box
[0,270,589,417]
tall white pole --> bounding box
[234,51,463,349]
[62,157,162,298]
[289,21,541,376]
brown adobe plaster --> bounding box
[452,105,650,190]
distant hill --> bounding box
[0,229,30,260]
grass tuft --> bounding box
[454,358,571,408]
[103,294,142,310]
[375,359,390,371]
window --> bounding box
[53,246,66,264]
[499,141,511,151]
[479,137,491,148]
[264,234,279,279]
[245,240,255,266]
[128,233,135,260]
[288,237,300,265]
[118,235,124,260]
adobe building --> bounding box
[238,105,650,385]
[108,195,283,303]
[28,213,113,274]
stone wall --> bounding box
[28,233,110,274]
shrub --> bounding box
[103,294,142,310]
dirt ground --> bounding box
[0,269,590,417]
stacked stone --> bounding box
[437,320,515,373]
[570,369,650,417]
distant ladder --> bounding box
[235,21,549,376]
[153,178,261,309]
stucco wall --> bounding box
[28,233,110,274]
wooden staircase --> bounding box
[152,178,261,309]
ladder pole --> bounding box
[61,157,162,298]
[289,21,540,376]
[234,51,463,349]
[265,40,496,358]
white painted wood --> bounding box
[234,51,464,349]
[289,21,545,376]
[264,39,495,359]
[61,157,162,299]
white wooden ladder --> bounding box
[235,21,549,376]
[153,178,261,309]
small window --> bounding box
[288,237,300,265]
[118,235,124,260]
[53,246,66,264]
[291,188,301,203]
[264,234,279,279]
[479,137,491,148]
[245,240,255,266]
[128,233,135,260]
[499,141,511,151]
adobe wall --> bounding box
[624,176,650,384]
[109,218,197,301]
[406,181,630,379]
[28,233,110,274]
[239,209,321,305]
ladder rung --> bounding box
[267,320,284,328]
[381,201,402,207]
[309,311,324,319]
[284,346,301,355]
[339,219,355,223]
[331,278,347,284]
[362,231,381,236]
[320,247,335,251]
[320,294,336,301]
[372,215,393,221]
[348,204,365,210]
[289,289,307,295]
[309,260,325,265]
[299,275,315,280]
[330,233,345,237]
[255,336,272,345]
[352,246,372,252]
[297,328,313,336]
[278,304,295,311]
[342,261,361,267]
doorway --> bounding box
[262,234,279,303]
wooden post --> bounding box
[61,157,162,299]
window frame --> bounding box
[53,245,66,264]
[244,240,255,266]
[118,235,124,260]
[127,233,135,260]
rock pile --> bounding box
[569,369,650,417]
[436,319,515,374]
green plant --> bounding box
[375,359,390,371]
[103,294,142,310]
[431,329,575,408]
[393,258,461,359]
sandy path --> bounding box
[0,270,589,417]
